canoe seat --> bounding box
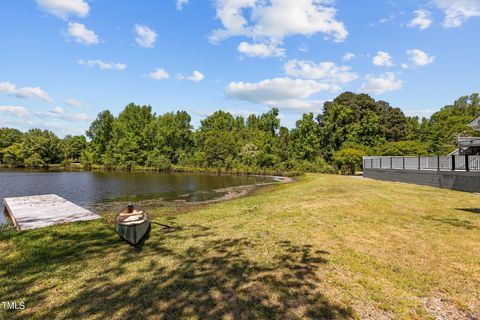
[119,210,144,216]
[123,215,143,222]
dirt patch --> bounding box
[423,298,478,320]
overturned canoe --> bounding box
[115,204,150,245]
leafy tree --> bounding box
[0,128,23,149]
[21,129,63,164]
[258,108,280,134]
[419,94,480,154]
[1,143,23,166]
[289,113,322,161]
[374,141,429,156]
[62,135,87,162]
[152,111,193,163]
[108,103,155,165]
[0,128,23,163]
[86,110,114,163]
[378,101,409,141]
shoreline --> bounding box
[91,174,296,220]
[0,164,302,177]
[0,171,297,229]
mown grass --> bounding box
[1,174,479,319]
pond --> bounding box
[0,170,276,225]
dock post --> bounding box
[418,156,421,170]
[437,155,440,171]
[466,155,469,171]
[452,155,455,171]
[390,157,393,169]
[403,157,405,170]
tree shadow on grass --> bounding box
[423,215,478,230]
[455,208,480,215]
[1,222,353,320]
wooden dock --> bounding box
[3,194,101,231]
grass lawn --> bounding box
[1,174,479,319]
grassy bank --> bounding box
[1,174,479,319]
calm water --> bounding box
[0,170,274,225]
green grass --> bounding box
[1,174,479,319]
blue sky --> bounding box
[1,0,480,136]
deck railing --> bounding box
[363,155,480,172]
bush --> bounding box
[80,149,94,168]
[289,157,336,174]
[24,153,45,168]
[146,152,172,171]
[333,148,366,175]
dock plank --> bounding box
[3,194,101,230]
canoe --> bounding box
[115,204,150,245]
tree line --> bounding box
[1,92,479,175]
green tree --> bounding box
[86,110,114,163]
[21,129,63,164]
[289,113,322,161]
[0,128,23,163]
[374,141,429,156]
[108,103,155,165]
[62,135,87,162]
[1,143,23,166]
[419,93,480,154]
[152,111,193,163]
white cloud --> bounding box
[433,0,480,27]
[404,109,435,118]
[343,52,356,61]
[37,0,89,19]
[0,81,53,103]
[78,60,126,71]
[407,49,435,66]
[369,14,396,27]
[67,113,90,121]
[35,109,91,122]
[0,106,29,116]
[176,0,189,10]
[359,73,404,95]
[237,41,285,57]
[284,60,358,83]
[50,106,64,114]
[210,0,348,45]
[401,63,409,69]
[373,51,394,67]
[134,24,158,48]
[225,77,336,112]
[408,9,433,30]
[179,70,205,82]
[148,68,170,80]
[66,98,83,107]
[67,22,99,45]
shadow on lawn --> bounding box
[1,221,353,320]
[455,208,480,215]
[423,215,478,230]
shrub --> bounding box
[24,153,45,168]
[146,152,172,171]
[333,148,366,175]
